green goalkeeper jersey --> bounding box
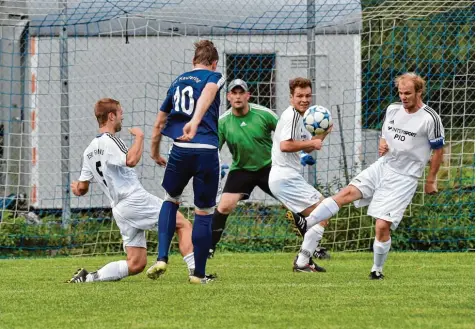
[219,103,279,172]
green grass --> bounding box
[0,252,473,329]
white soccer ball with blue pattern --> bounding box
[303,105,333,136]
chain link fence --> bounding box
[0,0,473,255]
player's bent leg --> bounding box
[175,211,195,276]
[68,259,130,283]
[68,229,146,283]
[126,246,147,275]
[333,185,363,208]
[210,193,242,258]
[305,187,361,228]
[370,219,392,280]
[176,211,193,256]
[217,193,242,214]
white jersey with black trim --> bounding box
[381,103,445,178]
[78,133,145,207]
[271,106,312,173]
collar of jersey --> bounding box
[96,132,114,138]
[230,107,251,118]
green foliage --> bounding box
[360,2,475,131]
[0,178,473,257]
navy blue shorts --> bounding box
[162,145,220,209]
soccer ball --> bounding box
[303,105,333,135]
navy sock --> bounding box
[157,201,179,262]
[192,213,213,278]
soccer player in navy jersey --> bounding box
[148,40,225,284]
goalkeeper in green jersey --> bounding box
[209,79,329,260]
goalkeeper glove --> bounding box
[300,151,316,166]
[220,164,229,179]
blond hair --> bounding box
[94,98,120,126]
[394,72,426,95]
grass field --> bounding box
[0,252,473,329]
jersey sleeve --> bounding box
[160,86,174,113]
[218,118,226,150]
[278,110,299,142]
[78,153,94,182]
[106,136,128,166]
[427,112,445,149]
[206,72,226,89]
[267,110,279,131]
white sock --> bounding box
[86,260,129,282]
[306,197,340,227]
[296,224,325,267]
[371,238,391,272]
[183,252,195,270]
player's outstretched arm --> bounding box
[281,138,322,153]
[151,111,168,167]
[425,147,444,195]
[126,127,145,167]
[178,83,219,141]
[71,181,89,196]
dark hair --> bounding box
[289,77,312,95]
[193,40,219,66]
[94,98,120,126]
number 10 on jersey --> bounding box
[174,86,195,115]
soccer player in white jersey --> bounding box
[67,98,195,283]
[268,77,332,272]
[303,72,445,279]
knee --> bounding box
[335,186,360,206]
[217,205,233,214]
[176,212,192,230]
[217,201,236,214]
[195,207,215,216]
[375,220,391,241]
[128,257,147,275]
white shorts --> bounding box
[112,190,162,249]
[269,167,322,214]
[350,158,418,230]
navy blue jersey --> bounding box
[160,69,225,147]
